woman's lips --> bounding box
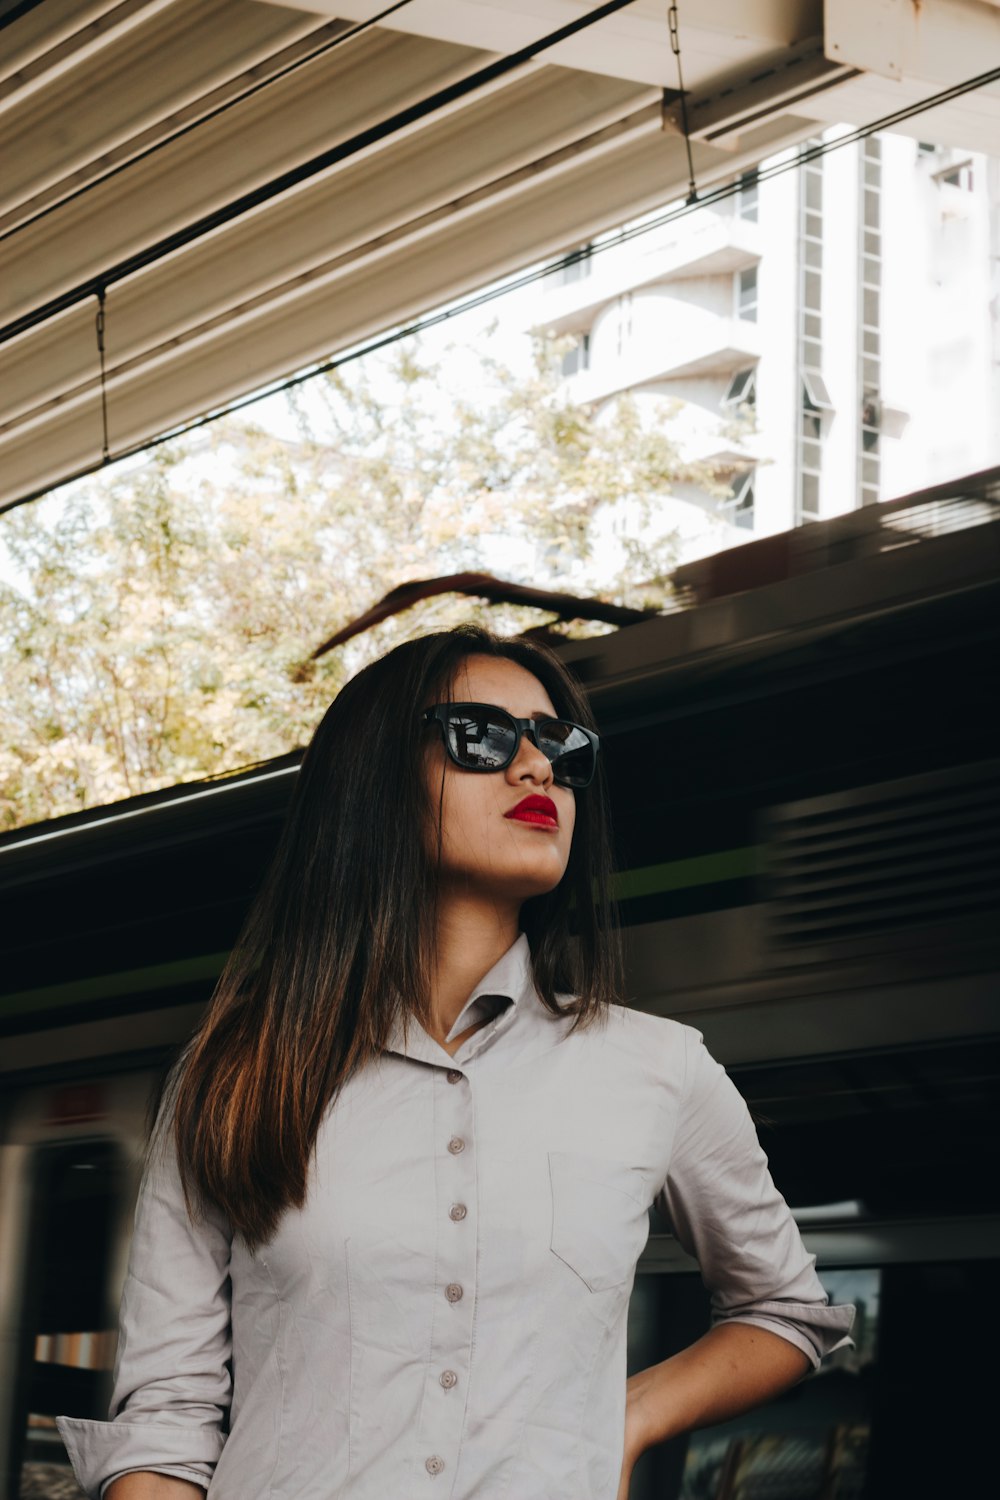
[505,796,558,827]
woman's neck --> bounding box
[424,893,521,1047]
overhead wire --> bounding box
[0,0,640,347]
[0,0,47,37]
[0,0,418,248]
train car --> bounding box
[2,469,999,1499]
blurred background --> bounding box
[1,2,998,1496]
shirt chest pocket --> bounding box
[548,1150,651,1293]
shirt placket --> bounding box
[414,1060,476,1491]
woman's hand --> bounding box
[616,1370,658,1498]
[616,1442,638,1500]
[616,1450,635,1500]
[616,1325,812,1496]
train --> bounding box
[2,466,999,1498]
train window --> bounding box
[730,1037,1000,1219]
[629,1035,1000,1489]
[628,1255,999,1496]
[627,1266,878,1500]
[10,1139,125,1500]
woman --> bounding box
[58,623,854,1500]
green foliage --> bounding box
[0,333,744,830]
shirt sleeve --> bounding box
[654,1026,856,1370]
[56,1084,233,1498]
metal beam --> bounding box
[0,0,639,347]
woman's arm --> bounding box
[57,1076,233,1498]
[617,1323,810,1497]
[105,1476,206,1499]
[615,1026,855,1497]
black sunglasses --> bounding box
[421,702,599,788]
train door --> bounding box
[4,1120,127,1500]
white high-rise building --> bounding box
[532,132,1000,541]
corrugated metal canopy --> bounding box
[1,0,999,513]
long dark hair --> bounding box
[168,623,623,1250]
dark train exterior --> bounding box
[2,469,998,1499]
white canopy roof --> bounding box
[1,0,998,512]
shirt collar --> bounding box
[383,931,538,1068]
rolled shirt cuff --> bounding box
[55,1415,225,1499]
[712,1298,857,1370]
[99,1465,214,1498]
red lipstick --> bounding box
[505,794,558,828]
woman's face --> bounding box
[422,655,577,905]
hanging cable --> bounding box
[95,286,110,466]
[667,3,698,204]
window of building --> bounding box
[857,137,883,506]
[805,167,823,212]
[558,241,593,284]
[722,367,757,410]
[560,332,590,377]
[720,470,755,530]
[935,162,974,192]
[799,469,820,521]
[802,370,833,411]
[861,394,881,456]
[736,265,758,322]
[615,293,633,357]
[737,170,759,222]
[795,143,827,526]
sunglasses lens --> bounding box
[537,721,595,788]
[443,707,516,770]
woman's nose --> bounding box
[510,732,553,784]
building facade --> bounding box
[533,132,1000,541]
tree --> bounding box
[0,331,746,830]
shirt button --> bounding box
[440,1369,458,1389]
[445,1282,463,1303]
[449,1203,467,1221]
[447,1136,465,1154]
[446,1069,462,1084]
[425,1455,446,1475]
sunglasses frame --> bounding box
[420,701,600,788]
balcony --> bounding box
[568,308,762,404]
[535,211,761,335]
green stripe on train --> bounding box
[0,848,761,1019]
[0,951,231,1021]
[610,846,760,902]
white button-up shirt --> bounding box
[58,932,854,1499]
